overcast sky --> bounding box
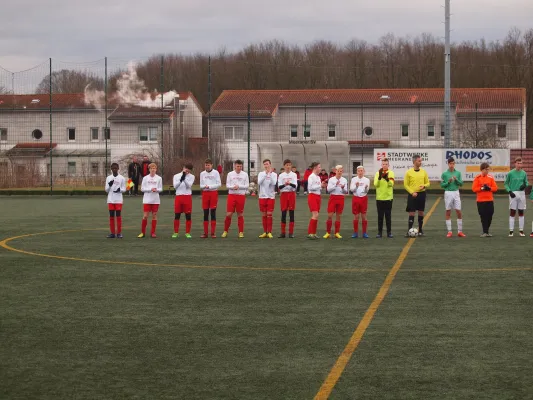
[0,0,532,72]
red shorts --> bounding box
[202,191,218,209]
[327,195,345,214]
[108,203,123,211]
[143,204,160,213]
[259,198,275,212]
[308,193,322,212]
[227,194,246,213]
[352,196,368,214]
[174,195,192,214]
[280,191,296,211]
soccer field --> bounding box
[1,194,532,399]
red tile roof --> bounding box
[209,88,526,118]
[6,142,57,157]
[108,106,174,121]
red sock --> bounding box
[174,219,180,233]
[238,216,244,233]
[335,221,341,234]
[203,221,208,235]
[262,216,267,232]
[312,219,318,234]
[151,220,157,235]
[186,219,191,234]
[141,218,148,234]
[224,216,231,232]
[353,219,358,233]
[326,219,332,234]
[267,216,273,233]
[289,222,294,234]
[308,219,313,234]
[117,216,122,234]
[211,220,216,234]
[109,217,115,234]
[362,220,368,233]
[281,222,286,234]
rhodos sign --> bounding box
[374,149,443,180]
[445,149,510,181]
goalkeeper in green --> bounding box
[504,157,529,237]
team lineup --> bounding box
[104,156,533,240]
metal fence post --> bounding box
[104,57,108,174]
[160,55,164,179]
[49,58,53,195]
[247,103,251,175]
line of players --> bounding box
[104,156,533,239]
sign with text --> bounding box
[444,149,510,181]
[374,149,443,180]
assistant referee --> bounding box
[404,154,430,236]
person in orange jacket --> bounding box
[472,162,498,237]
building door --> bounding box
[352,161,361,175]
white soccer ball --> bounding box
[408,228,419,237]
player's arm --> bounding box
[141,176,151,193]
[373,172,380,187]
[343,179,349,194]
[387,171,395,187]
[105,177,112,193]
[239,174,250,190]
[226,174,232,190]
[120,177,127,193]
[423,171,430,189]
[173,174,181,190]
[309,176,320,191]
[440,172,449,189]
[504,173,511,192]
[184,174,194,189]
[270,173,278,189]
[199,172,206,190]
[257,172,266,186]
[326,177,336,193]
[403,171,414,194]
[213,171,222,190]
[456,172,463,187]
[490,177,498,192]
[289,174,297,188]
[350,178,357,193]
[157,177,163,193]
[472,176,481,193]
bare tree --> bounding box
[0,85,9,94]
[35,69,104,94]
[455,120,508,148]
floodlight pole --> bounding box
[444,0,451,147]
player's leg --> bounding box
[361,196,368,237]
[202,192,209,237]
[266,199,274,237]
[280,209,287,238]
[352,197,359,238]
[518,192,526,236]
[223,195,235,236]
[324,197,335,238]
[115,204,123,238]
[406,195,416,236]
[139,205,150,237]
[478,201,489,235]
[151,205,159,238]
[259,200,268,237]
[108,205,116,238]
[184,196,192,238]
[486,201,494,236]
[288,192,296,237]
[417,192,426,235]
[334,199,344,238]
[444,192,453,236]
[455,194,464,237]
[385,200,393,238]
[173,196,182,237]
[288,209,295,237]
[509,208,517,236]
[307,194,320,238]
[376,200,384,238]
[211,192,218,237]
[237,196,246,236]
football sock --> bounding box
[224,216,231,231]
[509,216,515,231]
[418,216,424,231]
[326,219,332,234]
[353,220,358,233]
[446,219,452,232]
[151,220,157,235]
[174,219,180,233]
[519,216,525,231]
[109,217,115,234]
[408,216,414,230]
[141,218,148,234]
[117,216,122,234]
[457,219,462,232]
[334,221,341,234]
[238,216,244,232]
[362,220,368,233]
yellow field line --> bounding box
[314,197,441,400]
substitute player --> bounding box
[440,157,466,237]
[404,155,430,237]
[257,159,277,238]
[200,158,221,238]
[172,163,195,239]
[324,165,348,239]
[374,158,395,238]
[138,163,163,238]
[350,165,370,238]
[222,160,249,238]
[504,157,529,237]
[307,162,325,239]
[278,159,298,238]
[105,162,127,238]
[472,162,498,237]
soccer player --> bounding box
[307,162,325,239]
[200,158,221,238]
[172,163,195,239]
[257,159,277,238]
[440,157,466,237]
[291,166,301,195]
[404,155,430,237]
[222,160,249,238]
[374,158,395,238]
[105,162,127,238]
[472,162,498,237]
[302,166,312,195]
[324,165,348,239]
[350,165,370,238]
[504,157,529,237]
[138,163,163,238]
[278,159,298,238]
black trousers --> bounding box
[477,201,494,234]
[376,200,393,234]
[303,181,308,192]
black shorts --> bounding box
[406,191,426,212]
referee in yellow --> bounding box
[404,154,430,236]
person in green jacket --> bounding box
[440,157,466,238]
[504,156,529,237]
[374,158,395,238]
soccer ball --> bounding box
[408,228,419,237]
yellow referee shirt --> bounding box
[403,168,430,194]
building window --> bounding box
[440,124,445,137]
[328,124,336,139]
[401,124,409,138]
[67,128,76,142]
[497,124,507,138]
[303,125,311,138]
[91,127,99,141]
[0,128,7,141]
[250,161,255,169]
[486,123,497,135]
[67,161,76,175]
[32,129,43,140]
[224,126,244,141]
[104,127,110,140]
[427,125,435,137]
[139,126,158,142]
[290,125,298,138]
[364,126,373,137]
[91,162,99,175]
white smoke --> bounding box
[84,62,177,109]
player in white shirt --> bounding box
[105,162,127,238]
[324,165,349,239]
[172,163,195,239]
[350,165,371,238]
[222,160,249,238]
[257,159,277,238]
[200,158,221,238]
[138,163,163,238]
[277,159,298,238]
[307,162,326,239]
